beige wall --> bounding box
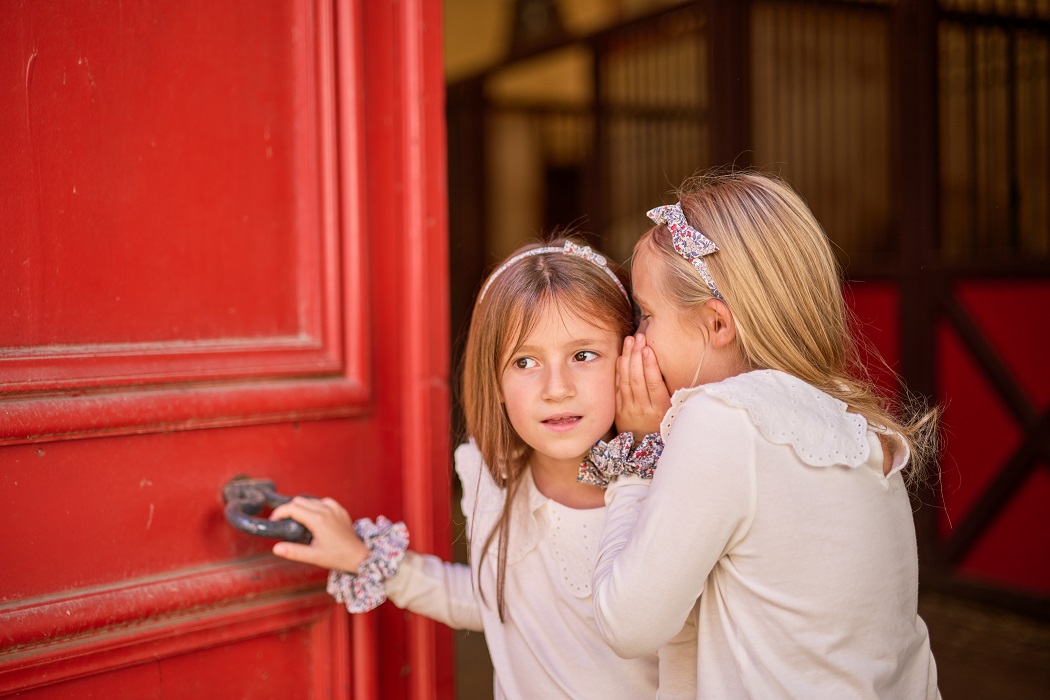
[444,0,682,82]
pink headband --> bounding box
[478,241,629,304]
[646,203,724,301]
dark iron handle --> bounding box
[223,477,313,544]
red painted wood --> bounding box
[0,0,451,697]
[391,0,452,696]
[937,323,1023,530]
[0,376,366,445]
[1,2,311,349]
[0,0,366,400]
[937,281,1050,594]
[1,558,322,650]
[850,279,1050,596]
[953,282,1050,410]
[359,0,452,696]
[959,468,1050,595]
[2,592,342,695]
[351,613,379,699]
[844,281,901,394]
[1,420,396,600]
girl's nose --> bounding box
[542,365,575,401]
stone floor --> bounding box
[919,591,1050,699]
[453,591,1050,699]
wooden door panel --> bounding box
[1,0,364,401]
[0,421,398,603]
[935,282,1050,594]
[0,421,380,696]
[3,1,310,347]
[1,0,451,696]
[5,591,345,697]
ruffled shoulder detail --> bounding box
[454,440,541,566]
[869,428,913,478]
[663,370,871,468]
[455,440,504,515]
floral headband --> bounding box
[646,202,724,300]
[478,241,629,304]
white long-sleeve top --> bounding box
[592,370,940,699]
[385,442,695,700]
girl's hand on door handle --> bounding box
[269,496,370,573]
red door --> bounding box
[0,1,452,697]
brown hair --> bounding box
[461,236,633,620]
[638,169,938,481]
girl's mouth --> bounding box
[542,415,582,432]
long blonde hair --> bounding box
[639,169,938,479]
[461,237,633,620]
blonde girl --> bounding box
[271,238,694,699]
[589,171,941,698]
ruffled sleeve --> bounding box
[456,439,544,566]
[455,440,503,517]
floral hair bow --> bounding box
[646,202,724,300]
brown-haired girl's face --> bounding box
[499,302,620,473]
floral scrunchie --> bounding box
[577,432,664,488]
[327,515,409,613]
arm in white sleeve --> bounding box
[657,605,698,699]
[385,550,484,631]
[592,394,755,657]
[380,440,492,632]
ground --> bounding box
[453,589,1050,699]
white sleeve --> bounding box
[657,607,698,699]
[381,441,491,632]
[592,394,756,657]
[384,550,484,631]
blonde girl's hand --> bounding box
[269,496,371,573]
[615,333,671,437]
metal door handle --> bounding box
[223,477,313,543]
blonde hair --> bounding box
[461,236,633,620]
[638,169,938,479]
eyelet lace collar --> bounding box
[455,441,598,597]
[661,369,872,468]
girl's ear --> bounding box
[701,298,737,348]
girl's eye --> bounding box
[573,350,599,362]
[513,357,537,369]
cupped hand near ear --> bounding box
[615,333,671,437]
[269,496,371,573]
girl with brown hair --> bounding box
[271,238,695,699]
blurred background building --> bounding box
[444,0,1049,697]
